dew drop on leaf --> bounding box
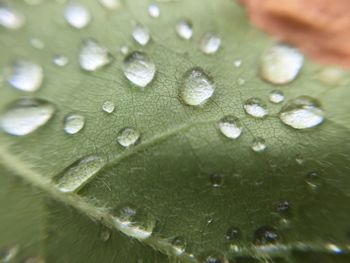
[29,37,45,49]
[179,67,215,106]
[279,96,324,129]
[199,252,228,263]
[210,173,223,187]
[251,137,266,152]
[122,51,155,88]
[6,60,43,92]
[199,32,221,54]
[318,67,345,86]
[0,5,25,29]
[253,226,280,245]
[119,45,129,55]
[117,127,141,148]
[233,59,242,68]
[276,201,291,214]
[64,1,91,29]
[218,115,242,140]
[260,44,303,85]
[243,98,268,118]
[53,55,69,67]
[63,113,85,134]
[100,228,111,242]
[225,227,241,242]
[148,3,160,18]
[132,23,151,46]
[269,90,284,104]
[171,236,186,255]
[305,171,321,190]
[0,98,54,136]
[102,100,115,113]
[237,77,245,86]
[175,19,193,40]
[79,39,111,71]
[55,155,104,193]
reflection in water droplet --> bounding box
[117,127,140,148]
[0,244,19,262]
[102,100,115,113]
[269,90,284,104]
[55,155,104,193]
[122,51,155,88]
[64,1,91,29]
[254,226,279,245]
[175,19,192,40]
[260,44,303,85]
[210,174,223,187]
[199,32,221,54]
[244,98,268,118]
[6,60,43,92]
[225,227,241,242]
[98,0,121,10]
[0,98,54,136]
[218,115,242,140]
[63,114,85,134]
[180,67,215,106]
[53,55,69,67]
[111,204,156,239]
[148,3,160,18]
[132,24,150,46]
[279,96,324,129]
[0,5,25,29]
[79,39,111,71]
[171,236,186,255]
[251,137,266,152]
[30,38,45,49]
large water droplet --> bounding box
[0,98,54,136]
[111,204,156,239]
[251,137,266,152]
[279,96,324,129]
[53,55,69,67]
[180,67,215,106]
[122,51,155,88]
[55,155,104,193]
[175,19,193,40]
[132,24,151,46]
[98,0,121,10]
[117,127,140,148]
[218,116,242,140]
[225,227,241,242]
[171,236,186,255]
[79,39,111,71]
[64,1,91,29]
[260,44,303,85]
[199,32,221,54]
[148,3,160,18]
[269,90,284,104]
[0,5,25,29]
[244,98,268,118]
[253,226,280,245]
[63,114,85,134]
[102,100,115,113]
[6,60,43,92]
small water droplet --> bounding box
[22,256,45,263]
[98,0,121,10]
[237,77,245,86]
[175,19,193,40]
[6,60,43,92]
[244,98,268,118]
[210,173,223,187]
[179,67,215,106]
[171,236,186,255]
[199,32,221,54]
[276,201,291,215]
[119,45,129,55]
[122,51,155,88]
[0,98,54,136]
[53,55,69,67]
[102,100,115,113]
[251,137,266,152]
[233,60,242,68]
[279,96,324,129]
[305,171,321,189]
[295,154,304,165]
[218,115,242,140]
[253,226,279,245]
[55,155,104,193]
[260,44,303,85]
[30,37,45,49]
[0,5,25,29]
[79,39,111,71]
[225,227,241,241]
[117,127,140,148]
[111,204,156,239]
[148,3,160,18]
[269,90,284,104]
[64,1,91,29]
[100,227,112,242]
[1,244,19,262]
[199,252,228,263]
[132,23,151,46]
[63,114,85,134]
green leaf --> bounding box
[0,0,350,262]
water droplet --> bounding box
[269,90,284,104]
[179,67,215,106]
[251,137,266,152]
[148,3,160,18]
[102,100,115,113]
[6,60,43,92]
[132,23,150,46]
[260,44,303,85]
[244,98,268,118]
[237,77,245,86]
[55,155,104,193]
[253,226,279,245]
[210,173,223,187]
[218,115,242,140]
[276,201,291,214]
[100,227,111,242]
[111,204,156,239]
[171,236,186,255]
[305,171,321,189]
[199,252,228,263]
[233,60,242,68]
[63,114,85,134]
[64,1,91,29]
[225,227,241,241]
[117,127,140,148]
[175,19,193,40]
[0,98,54,136]
[119,45,129,55]
[1,244,19,262]
[122,51,155,88]
[279,96,324,129]
[199,32,221,54]
[79,39,111,71]
[98,0,121,10]
[30,38,45,49]
[53,55,69,67]
[295,154,304,165]
[319,67,345,86]
[0,5,25,29]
